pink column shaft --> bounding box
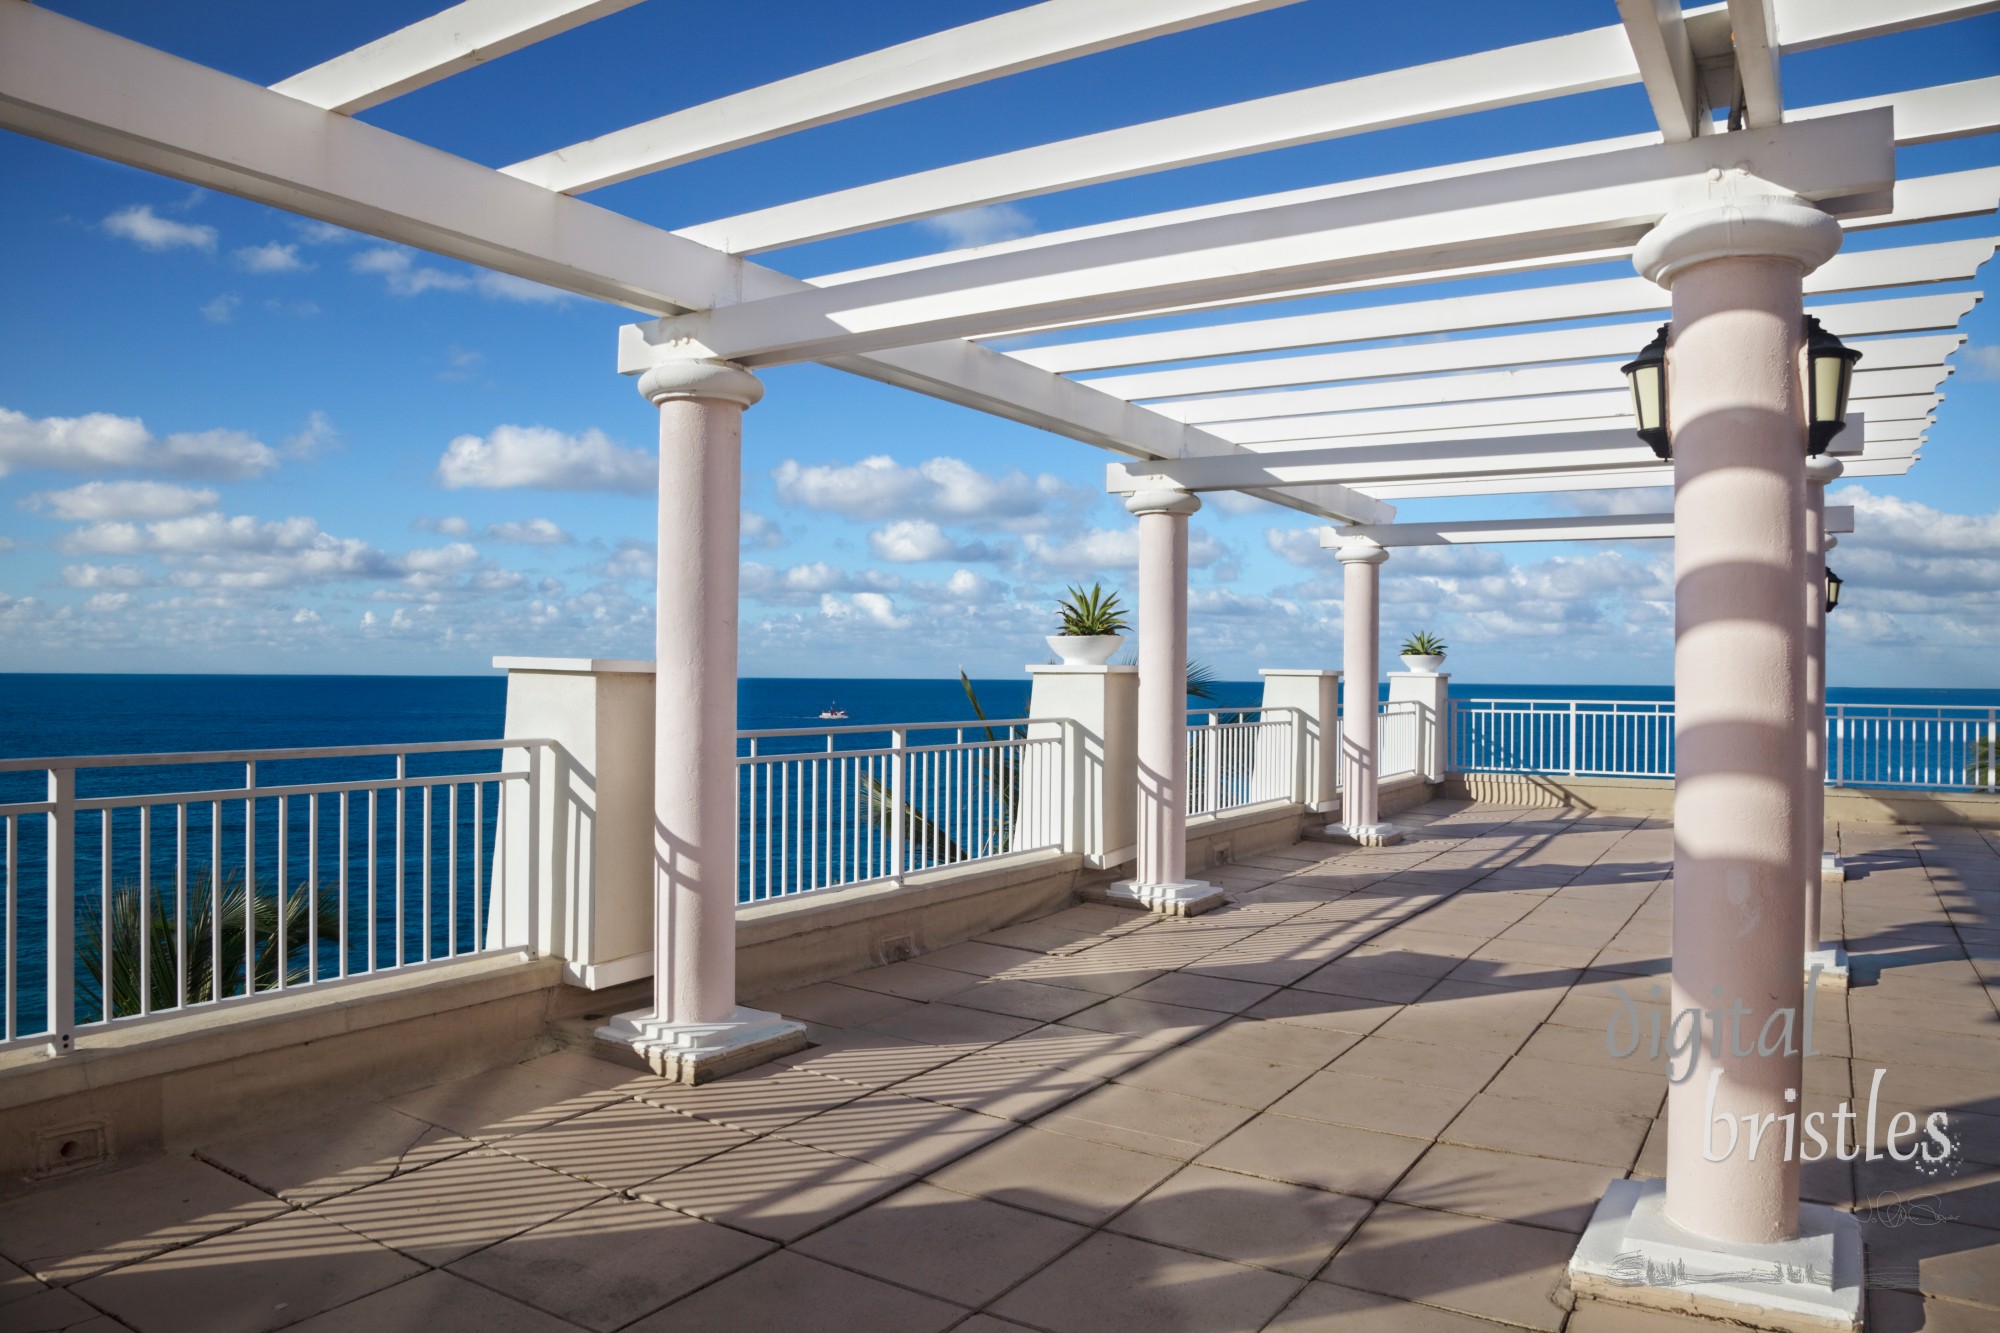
[1802,457,1840,954]
[643,361,761,1027]
[1339,546,1386,831]
[1664,255,1811,1244]
[1131,493,1196,886]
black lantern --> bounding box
[1825,566,1844,613]
[1622,324,1670,460]
[1804,316,1863,456]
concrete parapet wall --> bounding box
[0,955,563,1195]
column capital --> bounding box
[1333,538,1389,566]
[1633,179,1842,288]
[636,358,764,409]
[1124,488,1201,518]
[1805,454,1845,487]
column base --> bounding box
[595,1005,808,1085]
[1805,947,1850,987]
[1820,853,1846,882]
[1320,822,1405,847]
[1569,1178,1862,1333]
[1096,878,1227,917]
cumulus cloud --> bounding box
[436,425,654,493]
[773,455,1085,531]
[603,540,655,581]
[415,516,472,537]
[0,407,276,480]
[284,410,340,459]
[741,510,785,551]
[485,518,572,545]
[1020,525,1230,576]
[1552,487,1675,516]
[104,205,217,253]
[62,564,152,588]
[292,220,353,246]
[352,247,569,304]
[200,294,241,324]
[819,591,909,629]
[27,480,219,521]
[916,203,1035,249]
[867,519,1003,563]
[235,242,310,274]
[1962,344,2000,381]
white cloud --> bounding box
[1,409,154,475]
[741,510,785,551]
[292,220,353,246]
[62,564,151,588]
[1265,527,1323,568]
[917,203,1035,249]
[485,518,572,545]
[200,293,241,324]
[284,410,339,459]
[27,480,219,521]
[867,518,1003,563]
[415,516,472,537]
[819,591,909,629]
[1552,487,1675,516]
[352,247,569,304]
[436,425,654,493]
[153,429,279,479]
[1020,525,1229,576]
[604,540,654,581]
[235,242,310,274]
[1961,344,2000,381]
[773,455,1084,530]
[104,205,217,253]
[87,592,135,614]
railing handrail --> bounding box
[0,737,553,774]
[736,733,1061,765]
[737,717,1048,741]
[1186,705,1297,720]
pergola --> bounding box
[3,2,1994,1326]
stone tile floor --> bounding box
[0,800,1994,1332]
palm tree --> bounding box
[1973,737,1998,790]
[75,867,343,1020]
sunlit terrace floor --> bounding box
[0,800,1995,1333]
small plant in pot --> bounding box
[1048,583,1128,666]
[1399,630,1447,673]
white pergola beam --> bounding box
[674,24,1644,254]
[1619,0,1704,141]
[1324,505,1857,547]
[500,0,1304,195]
[1772,0,2000,51]
[1356,453,1916,498]
[1789,75,2000,145]
[1013,237,1992,374]
[270,0,646,115]
[647,113,1895,366]
[0,4,1280,477]
[1162,360,1952,425]
[1727,0,1784,128]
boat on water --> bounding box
[818,702,848,719]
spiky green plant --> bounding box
[1056,583,1128,636]
[862,671,1025,867]
[75,868,343,1020]
[1400,630,1448,657]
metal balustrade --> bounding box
[1186,708,1298,817]
[1449,699,2000,793]
[737,720,1068,901]
[0,740,536,1056]
[1379,701,1422,780]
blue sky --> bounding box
[1,1,1996,686]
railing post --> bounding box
[887,728,907,882]
[46,767,75,1054]
[1062,719,1084,855]
[1567,702,1579,776]
[1203,715,1221,816]
[1987,711,1997,792]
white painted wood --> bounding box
[1325,505,1857,547]
[1788,76,2000,145]
[674,25,1645,254]
[502,0,1304,193]
[1850,166,2000,233]
[652,113,1895,365]
[271,0,646,115]
[1357,453,1915,498]
[1772,0,2000,51]
[1619,0,1704,140]
[1728,0,1784,128]
[1009,237,1993,374]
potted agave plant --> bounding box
[1399,630,1447,674]
[1047,582,1128,666]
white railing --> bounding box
[1827,704,2000,792]
[1449,699,2000,793]
[0,740,537,1056]
[1187,707,1297,817]
[1379,701,1421,780]
[737,720,1067,901]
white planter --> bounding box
[1047,634,1123,666]
[1400,654,1445,674]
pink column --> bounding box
[1335,541,1401,844]
[1643,194,1841,1244]
[1107,489,1222,916]
[598,358,805,1082]
[1802,455,1842,960]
